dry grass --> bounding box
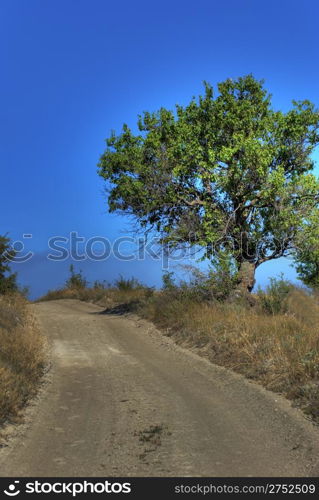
[139,288,319,422]
[39,281,319,423]
[38,285,152,309]
[0,294,45,425]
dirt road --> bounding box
[0,299,318,477]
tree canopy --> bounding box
[294,209,319,288]
[98,75,319,293]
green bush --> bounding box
[161,261,238,303]
[114,275,144,291]
[162,271,176,291]
[257,276,293,315]
[65,265,87,290]
[93,280,108,290]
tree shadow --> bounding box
[90,301,140,316]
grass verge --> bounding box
[0,294,45,426]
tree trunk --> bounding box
[235,261,256,295]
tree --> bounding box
[0,235,18,294]
[294,209,319,288]
[65,264,87,290]
[98,75,319,294]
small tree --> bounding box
[98,75,319,294]
[162,271,176,290]
[0,235,18,294]
[65,264,87,290]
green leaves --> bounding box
[98,74,319,276]
[294,207,319,288]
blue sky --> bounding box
[1,0,318,298]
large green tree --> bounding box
[98,75,319,294]
[294,209,319,289]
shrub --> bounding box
[257,275,293,315]
[93,280,108,290]
[65,265,87,290]
[114,275,144,291]
[161,263,238,303]
[0,235,18,295]
[162,271,176,291]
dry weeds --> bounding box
[0,294,45,425]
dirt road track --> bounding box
[0,299,318,477]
